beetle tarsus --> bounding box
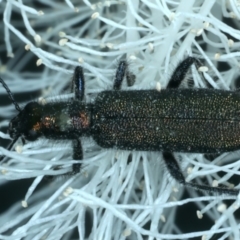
[167,57,201,89]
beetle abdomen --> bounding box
[92,89,240,153]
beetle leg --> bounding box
[167,57,201,89]
[44,139,82,180]
[72,66,85,101]
[126,70,136,87]
[114,61,127,90]
[70,138,83,175]
[162,152,239,196]
[113,60,135,90]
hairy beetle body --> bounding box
[1,57,239,196]
[93,89,240,153]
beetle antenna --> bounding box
[0,77,22,112]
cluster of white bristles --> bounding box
[1,1,240,239]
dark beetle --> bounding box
[0,57,239,196]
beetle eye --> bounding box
[26,129,39,141]
[8,115,22,139]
